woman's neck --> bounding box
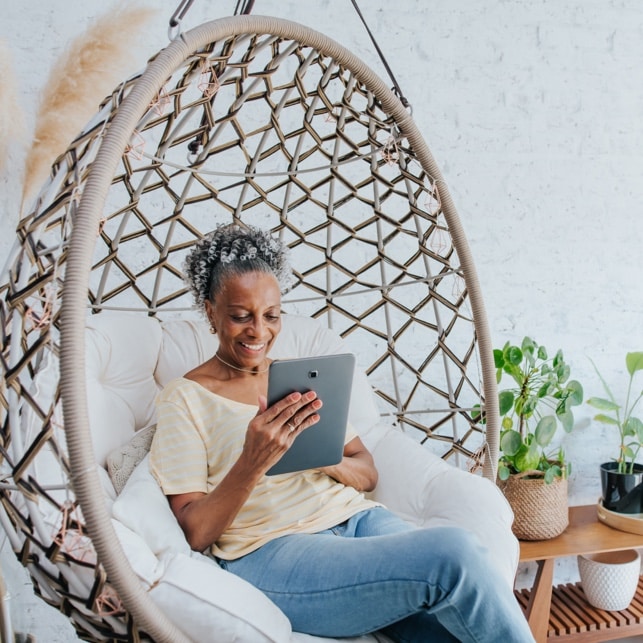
[214,352,270,376]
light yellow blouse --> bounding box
[150,377,378,560]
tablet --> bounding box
[266,353,355,476]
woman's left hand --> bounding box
[318,436,378,492]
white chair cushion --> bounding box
[149,553,293,643]
[112,516,293,643]
[368,427,518,589]
[86,313,162,466]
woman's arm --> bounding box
[319,436,378,492]
[168,456,263,553]
[167,390,322,552]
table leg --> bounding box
[525,558,554,643]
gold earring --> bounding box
[210,325,216,334]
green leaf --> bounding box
[501,416,514,430]
[566,380,584,406]
[522,337,537,354]
[521,395,538,417]
[498,462,511,481]
[498,390,515,415]
[537,345,548,360]
[500,430,522,456]
[544,466,561,484]
[626,352,643,376]
[558,409,574,432]
[593,413,619,426]
[553,349,563,368]
[493,349,505,369]
[514,443,541,472]
[534,416,557,447]
[587,397,620,412]
[503,362,522,383]
[505,346,523,366]
[624,416,643,438]
[537,382,553,398]
[633,417,643,442]
[556,363,571,383]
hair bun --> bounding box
[183,223,293,309]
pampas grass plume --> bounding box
[0,39,25,173]
[21,3,157,209]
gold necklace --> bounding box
[214,352,270,374]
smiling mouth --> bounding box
[240,342,266,352]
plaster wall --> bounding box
[1,0,642,639]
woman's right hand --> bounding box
[169,391,321,552]
[238,390,322,475]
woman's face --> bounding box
[205,270,282,369]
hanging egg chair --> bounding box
[0,13,508,642]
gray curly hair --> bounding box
[183,223,293,309]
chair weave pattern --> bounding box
[0,17,498,641]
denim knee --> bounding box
[413,526,489,582]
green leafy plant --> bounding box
[494,337,584,483]
[586,352,643,474]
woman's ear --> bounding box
[204,299,216,334]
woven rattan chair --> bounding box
[0,15,502,642]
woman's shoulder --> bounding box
[159,376,252,410]
[158,376,209,403]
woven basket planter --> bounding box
[499,473,569,540]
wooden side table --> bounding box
[515,504,643,642]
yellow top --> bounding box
[150,377,378,560]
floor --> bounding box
[2,543,643,642]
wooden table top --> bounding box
[519,504,643,562]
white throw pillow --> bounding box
[111,454,190,557]
[106,424,156,494]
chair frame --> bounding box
[0,15,499,641]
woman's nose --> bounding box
[247,317,264,336]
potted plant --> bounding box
[587,351,643,514]
[494,336,584,540]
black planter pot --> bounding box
[600,461,643,513]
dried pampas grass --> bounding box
[21,3,157,209]
[0,39,25,173]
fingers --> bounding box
[244,392,322,475]
[283,402,321,436]
[265,390,321,424]
[288,398,322,431]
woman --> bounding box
[150,223,534,642]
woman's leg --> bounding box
[221,508,533,642]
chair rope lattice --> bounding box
[0,16,498,641]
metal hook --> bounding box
[169,0,196,41]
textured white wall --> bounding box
[1,0,642,639]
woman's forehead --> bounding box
[216,271,281,304]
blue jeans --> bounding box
[219,507,534,642]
